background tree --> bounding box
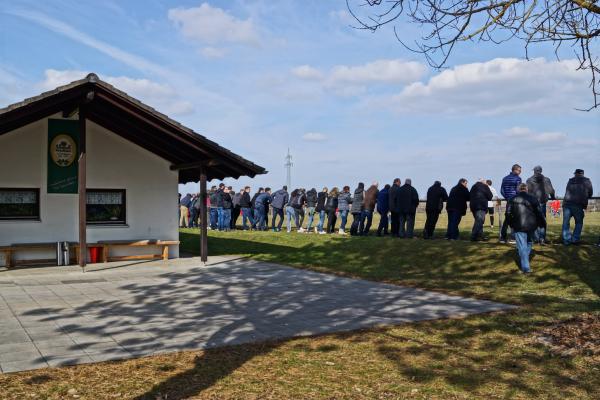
[347,0,600,110]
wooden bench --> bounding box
[2,242,61,268]
[95,240,179,263]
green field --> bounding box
[2,213,598,399]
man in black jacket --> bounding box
[208,186,219,230]
[446,179,470,240]
[305,188,318,232]
[507,184,546,273]
[397,179,419,238]
[239,186,254,230]
[388,178,402,237]
[562,169,594,245]
[220,186,233,232]
[526,165,555,244]
[424,181,448,239]
[469,179,493,241]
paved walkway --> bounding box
[0,256,514,373]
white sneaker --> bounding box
[319,231,327,235]
[314,227,318,233]
[338,229,346,235]
[298,227,305,233]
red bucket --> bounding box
[89,246,102,263]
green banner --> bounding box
[48,119,79,194]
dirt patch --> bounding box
[533,313,600,357]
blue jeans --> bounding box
[317,210,326,232]
[189,207,198,228]
[254,206,266,230]
[361,209,373,235]
[446,211,462,240]
[377,211,389,235]
[306,207,316,230]
[338,210,349,231]
[515,231,533,272]
[217,207,224,230]
[350,212,363,235]
[286,206,296,232]
[562,204,584,244]
[210,208,218,229]
[221,208,232,231]
[241,207,254,229]
[534,203,547,241]
[272,207,284,230]
[470,209,487,240]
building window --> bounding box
[86,189,126,225]
[0,188,41,221]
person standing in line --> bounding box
[397,179,419,238]
[305,188,318,232]
[250,187,263,228]
[179,193,192,228]
[500,164,522,243]
[270,186,289,232]
[506,183,546,274]
[215,183,225,231]
[296,188,307,230]
[286,189,299,233]
[562,169,593,245]
[315,187,328,234]
[469,179,493,241]
[220,186,233,231]
[239,186,254,230]
[446,179,470,240]
[349,183,365,236]
[424,181,448,239]
[486,180,498,229]
[337,186,353,235]
[231,188,243,230]
[389,178,402,237]
[362,182,379,236]
[526,165,556,244]
[376,184,391,236]
[193,193,202,228]
[208,186,219,230]
[325,187,339,234]
[254,188,271,231]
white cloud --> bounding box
[39,69,194,116]
[302,132,327,142]
[484,127,569,145]
[200,46,227,59]
[329,10,354,25]
[377,58,589,115]
[168,3,259,46]
[290,59,426,96]
[291,65,323,80]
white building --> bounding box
[0,73,265,267]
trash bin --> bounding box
[89,246,101,263]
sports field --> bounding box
[2,213,598,399]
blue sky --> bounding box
[1,0,598,196]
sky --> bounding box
[1,0,598,196]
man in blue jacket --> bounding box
[376,184,390,236]
[500,164,522,243]
[270,186,289,232]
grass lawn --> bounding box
[2,213,599,399]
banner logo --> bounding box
[50,134,76,167]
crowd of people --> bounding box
[179,165,596,274]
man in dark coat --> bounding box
[500,164,522,242]
[388,178,402,237]
[507,184,546,273]
[254,188,271,231]
[445,179,470,240]
[239,186,254,230]
[305,188,318,232]
[526,165,555,244]
[376,184,390,236]
[350,183,365,236]
[270,186,289,232]
[397,179,420,238]
[362,182,379,235]
[469,180,493,241]
[424,181,448,239]
[220,186,233,231]
[562,169,594,245]
[209,186,219,230]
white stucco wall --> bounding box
[0,114,179,265]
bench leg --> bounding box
[103,246,109,263]
[5,250,11,269]
[162,245,169,261]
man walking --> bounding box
[486,180,498,229]
[446,179,470,240]
[270,186,289,232]
[500,164,522,243]
[376,184,390,236]
[562,169,593,245]
[179,193,192,228]
[388,179,402,237]
[362,182,379,235]
[507,184,546,274]
[526,166,556,244]
[424,181,448,239]
[469,179,493,241]
[397,179,419,238]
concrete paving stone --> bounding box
[1,358,49,373]
[0,342,38,354]
[88,350,133,363]
[0,330,31,344]
[34,337,79,349]
[44,354,94,367]
[0,349,43,363]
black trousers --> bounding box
[390,211,400,236]
[399,212,416,238]
[231,206,241,229]
[272,207,284,229]
[424,211,440,238]
[327,210,337,233]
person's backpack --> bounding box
[292,193,304,209]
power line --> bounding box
[284,148,293,189]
